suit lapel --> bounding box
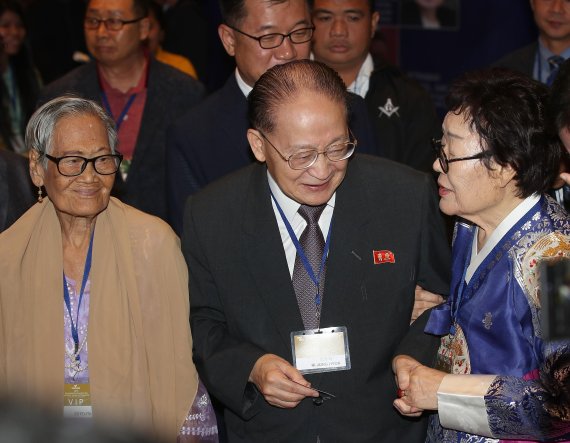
[219,76,254,165]
[320,159,373,328]
[242,166,305,353]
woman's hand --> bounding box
[392,355,447,416]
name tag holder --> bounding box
[291,326,351,374]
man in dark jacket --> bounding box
[310,0,440,173]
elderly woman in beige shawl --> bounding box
[0,96,218,442]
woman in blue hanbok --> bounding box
[393,68,570,442]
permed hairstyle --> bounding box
[446,67,561,197]
[26,95,118,168]
[248,59,349,134]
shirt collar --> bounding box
[467,193,540,282]
[538,39,570,62]
[267,170,335,224]
[235,68,253,98]
[347,53,374,98]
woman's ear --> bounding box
[29,149,45,188]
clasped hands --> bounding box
[392,355,447,417]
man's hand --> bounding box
[411,285,444,324]
[392,354,446,416]
[249,354,318,408]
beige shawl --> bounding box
[0,197,197,441]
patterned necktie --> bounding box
[547,55,565,86]
[292,204,327,330]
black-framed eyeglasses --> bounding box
[432,138,487,174]
[44,153,123,177]
[84,16,145,31]
[225,24,315,49]
[259,131,356,170]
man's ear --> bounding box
[219,23,237,57]
[247,129,267,162]
[139,17,151,41]
[370,11,380,39]
[29,150,45,188]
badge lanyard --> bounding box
[270,191,333,315]
[63,232,94,361]
[100,91,137,132]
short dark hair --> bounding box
[219,0,290,26]
[132,0,150,17]
[86,0,149,17]
[549,58,570,134]
[446,67,561,197]
[248,59,348,134]
[307,0,375,13]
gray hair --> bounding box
[26,95,118,168]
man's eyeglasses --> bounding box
[259,131,356,170]
[44,153,123,177]
[84,16,145,31]
[432,138,487,174]
[225,24,315,49]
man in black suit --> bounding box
[40,0,204,220]
[310,0,440,173]
[166,0,380,235]
[494,0,570,85]
[0,150,34,232]
[184,60,450,443]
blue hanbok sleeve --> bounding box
[484,344,570,441]
[437,344,570,440]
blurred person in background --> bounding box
[147,1,198,79]
[494,0,570,86]
[0,148,34,232]
[0,0,42,154]
[310,0,440,173]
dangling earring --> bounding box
[37,187,43,203]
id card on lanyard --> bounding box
[63,232,94,418]
[270,191,352,374]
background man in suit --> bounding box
[494,0,570,85]
[310,0,440,173]
[0,149,34,232]
[184,60,450,442]
[40,0,204,220]
[166,0,379,235]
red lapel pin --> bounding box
[373,250,395,264]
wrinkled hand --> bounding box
[249,354,318,408]
[392,355,446,416]
[411,285,444,324]
[560,172,570,187]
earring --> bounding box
[37,187,43,203]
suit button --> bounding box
[313,397,324,406]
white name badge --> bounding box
[291,326,351,374]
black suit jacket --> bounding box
[39,58,205,220]
[492,42,537,78]
[183,154,450,442]
[365,57,440,173]
[166,74,381,234]
[0,150,34,233]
